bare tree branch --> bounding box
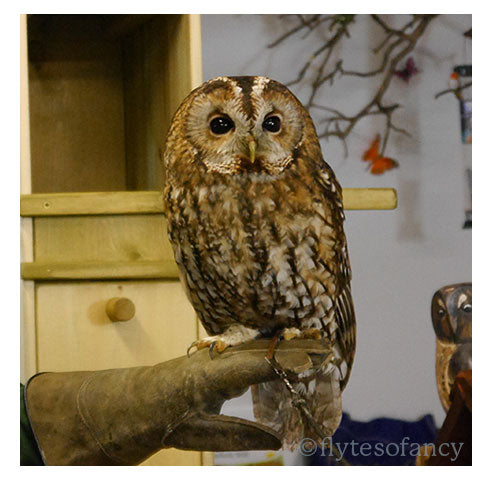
[267,15,323,48]
[435,82,472,100]
[269,14,438,158]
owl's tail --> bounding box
[251,369,342,451]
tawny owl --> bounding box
[431,283,472,412]
[163,76,355,450]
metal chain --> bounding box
[265,356,349,465]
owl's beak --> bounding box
[248,138,257,163]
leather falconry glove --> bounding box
[25,338,332,465]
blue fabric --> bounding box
[307,413,437,466]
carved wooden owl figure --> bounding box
[163,76,355,449]
[431,283,472,411]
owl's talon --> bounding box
[187,341,198,357]
[209,341,217,359]
[208,340,228,358]
[188,338,229,358]
[187,339,210,357]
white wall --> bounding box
[201,14,472,428]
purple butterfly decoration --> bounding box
[394,57,419,83]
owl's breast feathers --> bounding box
[164,155,355,386]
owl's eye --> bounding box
[209,116,234,135]
[462,304,472,313]
[262,115,282,133]
[437,308,446,316]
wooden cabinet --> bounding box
[20,14,211,466]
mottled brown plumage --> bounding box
[163,76,355,449]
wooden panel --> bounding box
[23,213,178,279]
[26,14,202,194]
[122,15,202,191]
[155,14,203,189]
[33,214,172,263]
[122,16,168,190]
[35,279,200,465]
[20,14,37,382]
[187,15,203,90]
[21,15,32,195]
[28,15,127,193]
[164,15,203,113]
[102,14,156,38]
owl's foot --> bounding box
[265,327,322,360]
[282,327,322,340]
[282,327,302,341]
[264,326,323,360]
[187,325,260,358]
[299,327,323,340]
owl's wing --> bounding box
[314,161,356,391]
[334,279,356,390]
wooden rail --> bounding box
[20,188,397,217]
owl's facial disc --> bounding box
[186,76,306,176]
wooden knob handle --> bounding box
[106,297,135,322]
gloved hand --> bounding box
[25,338,332,465]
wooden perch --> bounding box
[20,189,397,217]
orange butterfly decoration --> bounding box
[362,135,398,175]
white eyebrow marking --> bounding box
[208,76,230,83]
[251,77,271,121]
[232,84,243,96]
[252,76,270,95]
